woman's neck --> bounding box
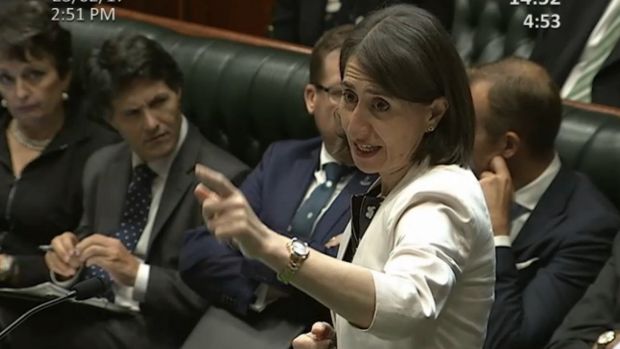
[379,165,411,197]
[12,106,65,141]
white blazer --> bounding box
[335,163,495,349]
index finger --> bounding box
[51,232,78,262]
[75,233,114,252]
[488,156,510,177]
[195,164,236,199]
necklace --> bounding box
[8,120,53,151]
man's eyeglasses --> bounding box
[314,83,343,104]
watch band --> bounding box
[277,238,309,284]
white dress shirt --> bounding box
[52,116,188,311]
[494,154,561,247]
[335,162,495,349]
[250,143,353,311]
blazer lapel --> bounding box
[512,167,576,252]
[312,171,376,243]
[147,128,200,252]
[97,149,131,235]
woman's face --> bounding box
[0,54,70,123]
[339,58,436,189]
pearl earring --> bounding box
[426,126,435,133]
[1,99,6,108]
[62,92,69,101]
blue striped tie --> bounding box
[288,163,348,239]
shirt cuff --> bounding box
[49,268,81,288]
[133,263,150,302]
[493,236,512,247]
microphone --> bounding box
[71,276,109,300]
[0,277,110,340]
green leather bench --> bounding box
[452,0,539,65]
[63,17,313,168]
[61,10,620,211]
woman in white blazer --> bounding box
[193,4,495,349]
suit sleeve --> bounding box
[179,228,257,316]
[546,241,619,349]
[239,142,339,286]
[177,144,277,316]
[484,225,618,349]
[270,0,300,43]
[142,261,208,320]
[140,162,250,319]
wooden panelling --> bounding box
[564,100,620,118]
[114,0,276,37]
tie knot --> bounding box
[510,202,530,220]
[323,162,348,182]
[133,164,157,184]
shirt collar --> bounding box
[514,153,561,211]
[131,115,188,177]
[318,142,342,169]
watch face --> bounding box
[291,241,309,256]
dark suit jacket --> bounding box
[271,0,455,46]
[180,137,375,326]
[529,0,620,108]
[484,167,620,349]
[546,234,620,349]
[0,124,249,349]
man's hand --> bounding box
[479,156,514,236]
[45,232,81,278]
[325,234,343,249]
[292,322,336,349]
[76,234,140,286]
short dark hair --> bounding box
[309,25,354,85]
[468,57,562,154]
[0,0,72,77]
[85,34,183,119]
[339,4,474,167]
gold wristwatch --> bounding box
[277,238,310,284]
[597,330,616,349]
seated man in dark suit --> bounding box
[179,25,376,336]
[468,57,620,349]
[546,234,620,349]
[0,34,248,349]
[529,0,620,108]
